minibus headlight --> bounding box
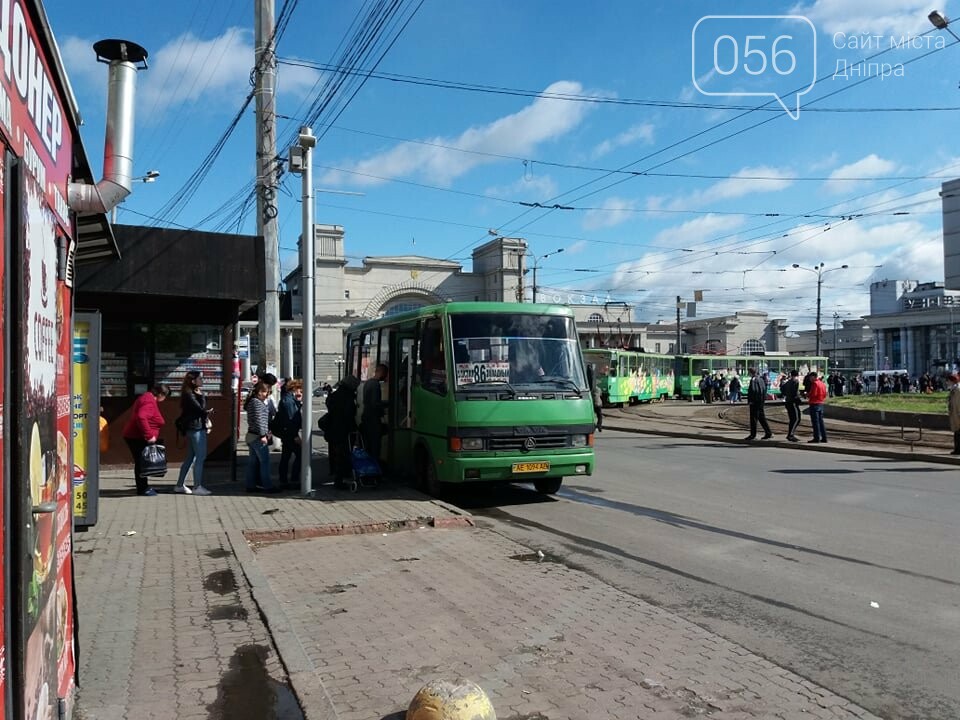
[570,434,588,448]
[449,437,484,452]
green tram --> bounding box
[343,302,596,495]
[582,348,675,406]
[582,349,827,404]
[676,353,828,400]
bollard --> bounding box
[407,679,497,720]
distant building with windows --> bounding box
[860,279,960,376]
[261,224,790,383]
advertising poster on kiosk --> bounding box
[3,2,79,717]
[72,313,100,527]
[0,135,8,720]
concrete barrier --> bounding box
[828,406,948,431]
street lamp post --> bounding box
[335,356,344,382]
[288,126,317,495]
[531,248,563,303]
[791,263,848,356]
[832,312,841,368]
[111,169,159,223]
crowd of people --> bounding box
[698,368,954,404]
[740,367,829,444]
[119,371,309,496]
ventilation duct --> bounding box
[68,39,148,215]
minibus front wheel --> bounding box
[416,447,443,497]
[534,478,562,495]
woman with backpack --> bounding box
[274,378,304,488]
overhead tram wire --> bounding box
[508,33,956,240]
[531,174,960,285]
[275,58,960,113]
[432,33,938,268]
[140,1,244,171]
[206,0,423,236]
[489,38,960,288]
[516,32,951,240]
[148,0,301,228]
[283,119,956,184]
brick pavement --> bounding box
[72,455,464,720]
[251,527,882,720]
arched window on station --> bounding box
[382,298,431,317]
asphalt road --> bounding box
[459,431,960,720]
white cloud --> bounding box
[591,123,655,159]
[583,196,640,230]
[484,174,558,203]
[824,154,898,194]
[808,152,840,172]
[651,213,746,248]
[61,29,322,121]
[565,239,588,255]
[645,166,794,215]
[791,0,940,35]
[321,80,596,187]
[688,165,793,204]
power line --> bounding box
[276,57,960,114]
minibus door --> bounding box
[390,333,416,477]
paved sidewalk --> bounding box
[251,527,881,720]
[74,409,937,719]
[73,456,466,720]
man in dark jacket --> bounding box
[360,364,389,463]
[781,369,802,442]
[324,376,359,487]
[744,366,773,441]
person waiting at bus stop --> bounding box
[361,363,389,462]
[743,367,773,442]
[324,375,359,488]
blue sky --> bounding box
[47,0,960,330]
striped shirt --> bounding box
[245,396,270,436]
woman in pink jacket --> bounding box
[122,384,170,495]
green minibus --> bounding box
[343,302,596,495]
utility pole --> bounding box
[288,126,315,495]
[516,250,525,302]
[255,0,281,380]
[675,295,682,354]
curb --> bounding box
[242,513,475,545]
[606,423,960,466]
[226,528,341,720]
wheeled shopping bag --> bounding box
[347,432,380,492]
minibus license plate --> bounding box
[512,461,550,473]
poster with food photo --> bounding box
[0,139,7,720]
[20,172,61,720]
[54,279,76,699]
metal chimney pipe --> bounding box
[68,39,149,215]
